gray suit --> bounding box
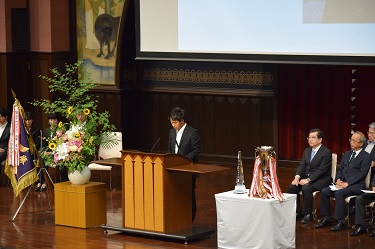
[364,141,375,182]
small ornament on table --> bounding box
[234,151,247,194]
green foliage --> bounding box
[30,60,117,172]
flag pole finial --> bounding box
[10,87,17,99]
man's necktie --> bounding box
[310,150,316,162]
[349,151,356,163]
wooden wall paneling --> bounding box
[95,92,122,131]
[32,54,51,130]
[0,54,8,108]
[248,98,263,153]
[136,92,151,151]
[225,96,238,157]
[158,93,171,152]
[237,97,252,159]
[179,95,201,142]
[31,52,71,131]
[6,53,32,111]
[122,90,140,149]
[181,95,194,136]
[169,93,190,112]
[125,91,277,166]
[202,96,215,155]
[150,92,161,151]
[260,98,277,147]
[214,96,227,155]
[191,95,204,158]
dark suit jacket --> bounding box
[0,122,11,151]
[42,127,57,150]
[0,122,11,162]
[365,141,375,181]
[296,144,332,190]
[29,127,42,151]
[336,149,371,194]
[167,125,200,163]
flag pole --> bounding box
[7,88,54,221]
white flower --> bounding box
[56,143,69,160]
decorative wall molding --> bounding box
[143,68,273,86]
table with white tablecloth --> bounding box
[215,190,296,249]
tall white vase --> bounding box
[68,166,91,185]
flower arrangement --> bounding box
[31,60,117,173]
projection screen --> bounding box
[136,0,375,65]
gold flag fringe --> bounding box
[5,160,38,197]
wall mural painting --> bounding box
[76,0,125,85]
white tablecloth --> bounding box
[215,190,296,249]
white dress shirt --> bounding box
[175,123,187,153]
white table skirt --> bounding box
[215,190,296,249]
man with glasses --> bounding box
[349,122,375,237]
[364,122,375,182]
[0,108,11,164]
[315,131,371,231]
[289,128,332,224]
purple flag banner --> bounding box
[5,98,38,196]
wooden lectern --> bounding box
[101,150,228,243]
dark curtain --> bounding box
[352,66,375,134]
[278,64,352,160]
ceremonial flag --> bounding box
[5,97,38,196]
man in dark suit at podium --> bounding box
[167,107,200,221]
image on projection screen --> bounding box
[139,0,375,57]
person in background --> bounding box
[167,107,200,221]
[67,111,87,135]
[364,122,375,182]
[0,108,11,163]
[315,131,371,231]
[349,122,375,237]
[288,128,332,224]
[349,122,375,214]
[24,112,44,191]
[43,113,69,182]
[349,176,375,237]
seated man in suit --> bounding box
[167,107,200,221]
[350,122,375,237]
[315,131,371,231]
[0,108,11,163]
[289,128,332,224]
[364,122,375,182]
[350,176,375,237]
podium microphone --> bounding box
[150,137,161,152]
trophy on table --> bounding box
[248,146,284,201]
[234,151,247,194]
